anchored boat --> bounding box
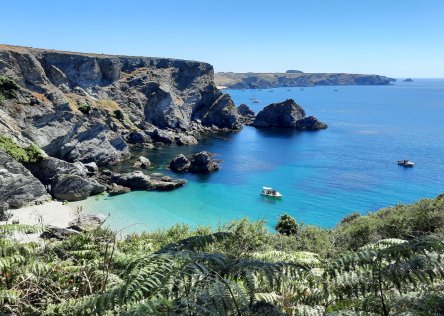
[260,187,282,198]
[398,160,415,167]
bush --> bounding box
[275,213,299,236]
[114,109,124,120]
[0,76,20,100]
[77,103,91,114]
[0,136,44,163]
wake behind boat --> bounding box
[260,187,282,198]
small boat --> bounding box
[287,89,291,91]
[249,97,254,100]
[398,160,415,167]
[252,99,259,103]
[260,187,282,198]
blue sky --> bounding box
[1,0,443,77]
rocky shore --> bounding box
[0,45,328,217]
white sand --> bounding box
[1,201,77,228]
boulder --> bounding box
[109,183,131,196]
[189,151,220,174]
[40,225,80,240]
[149,177,187,191]
[84,162,99,174]
[253,99,327,130]
[127,131,149,144]
[68,213,107,231]
[134,156,151,169]
[176,134,198,146]
[169,154,191,172]
[26,156,88,185]
[0,150,51,209]
[150,129,175,144]
[52,175,105,201]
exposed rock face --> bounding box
[0,150,50,208]
[215,72,396,89]
[253,99,327,130]
[169,151,220,174]
[169,154,191,172]
[52,174,105,201]
[111,171,186,191]
[0,44,242,166]
[26,156,105,201]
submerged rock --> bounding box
[253,99,327,130]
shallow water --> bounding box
[76,79,444,233]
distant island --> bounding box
[403,78,414,82]
[215,72,396,89]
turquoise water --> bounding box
[78,79,444,233]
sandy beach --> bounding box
[1,201,77,228]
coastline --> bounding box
[1,201,77,228]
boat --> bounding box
[249,97,254,100]
[260,187,282,198]
[398,160,415,167]
[252,99,259,103]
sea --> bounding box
[75,79,444,233]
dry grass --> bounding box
[31,92,48,103]
[93,99,121,112]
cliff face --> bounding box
[215,72,396,89]
[0,45,241,165]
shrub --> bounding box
[77,103,91,114]
[114,109,124,120]
[0,136,44,163]
[275,213,299,236]
[0,76,20,100]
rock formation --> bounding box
[237,104,255,125]
[111,171,186,191]
[0,44,242,167]
[0,150,51,208]
[169,151,220,174]
[253,99,327,130]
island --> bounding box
[215,72,396,89]
[403,78,414,82]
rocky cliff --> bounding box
[0,45,242,166]
[215,72,395,89]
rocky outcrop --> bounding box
[169,154,191,172]
[215,72,396,89]
[237,104,255,125]
[109,183,131,196]
[403,78,413,82]
[0,150,50,208]
[133,156,151,169]
[111,171,186,191]
[26,156,105,201]
[0,44,242,166]
[253,99,327,130]
[169,151,220,174]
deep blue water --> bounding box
[76,79,444,233]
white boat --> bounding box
[398,160,415,167]
[260,187,282,198]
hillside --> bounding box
[215,72,395,89]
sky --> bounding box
[1,0,444,77]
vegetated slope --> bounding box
[1,194,443,315]
[215,72,395,89]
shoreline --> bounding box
[1,201,77,228]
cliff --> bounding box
[215,72,395,89]
[0,45,241,166]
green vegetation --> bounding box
[77,103,91,114]
[275,213,299,236]
[1,196,443,315]
[0,136,44,163]
[0,76,20,104]
[114,109,124,121]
